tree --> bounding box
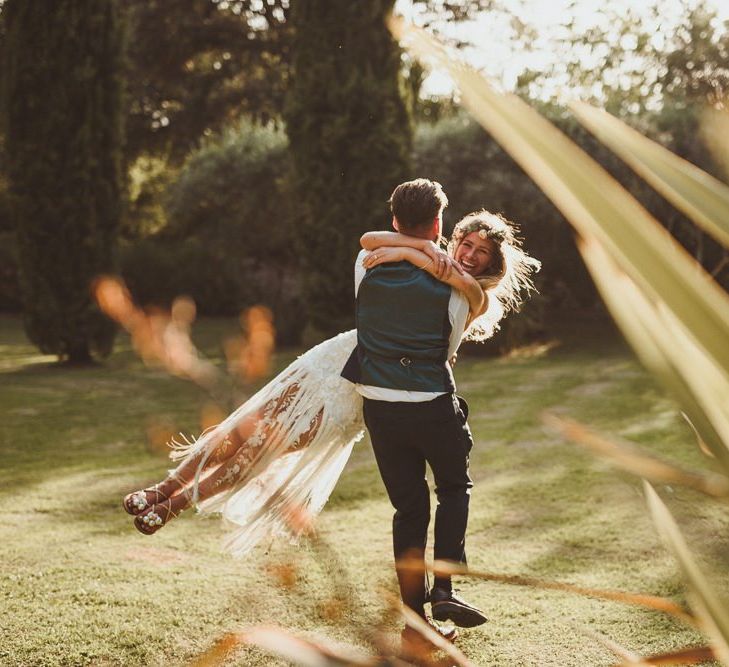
[659,4,729,107]
[285,0,412,334]
[124,0,291,164]
[122,1,502,165]
[165,123,294,261]
[514,1,729,116]
[2,0,126,363]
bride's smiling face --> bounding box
[454,232,498,276]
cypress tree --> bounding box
[2,0,125,363]
[285,0,412,335]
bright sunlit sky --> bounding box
[395,0,729,98]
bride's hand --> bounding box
[364,246,462,281]
[421,240,464,279]
[362,247,404,269]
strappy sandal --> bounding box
[123,485,169,516]
[123,471,189,515]
[133,502,180,535]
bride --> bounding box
[122,208,540,556]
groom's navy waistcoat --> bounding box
[341,260,455,393]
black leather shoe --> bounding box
[430,587,487,627]
[401,617,458,659]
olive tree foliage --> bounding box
[165,124,293,260]
[2,0,125,362]
[112,0,498,167]
[123,0,291,165]
[515,1,729,115]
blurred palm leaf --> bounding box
[190,626,375,667]
[702,109,729,186]
[571,101,729,248]
[613,645,715,666]
[399,603,475,667]
[645,482,729,664]
[574,624,715,666]
[576,238,729,473]
[390,18,729,379]
[397,557,694,625]
[543,412,729,497]
[574,625,641,664]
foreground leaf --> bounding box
[543,413,729,498]
[190,626,375,667]
[576,237,729,474]
[399,603,476,667]
[645,482,729,664]
[613,644,716,666]
[571,624,640,663]
[571,101,729,249]
[390,18,729,386]
[396,558,694,625]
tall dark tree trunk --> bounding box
[285,0,412,336]
[2,0,126,363]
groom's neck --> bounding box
[401,229,437,241]
[394,214,439,242]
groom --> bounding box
[341,178,487,645]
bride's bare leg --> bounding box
[162,428,246,492]
[131,379,324,533]
[163,381,308,494]
[193,406,324,503]
[124,424,249,515]
[127,394,282,515]
[139,405,325,528]
[134,438,262,533]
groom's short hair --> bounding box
[389,179,448,231]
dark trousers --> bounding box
[363,392,474,618]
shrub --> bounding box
[165,122,296,264]
[120,238,305,347]
[122,124,307,345]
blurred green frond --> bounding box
[571,102,729,249]
[646,482,729,663]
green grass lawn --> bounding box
[1,313,727,666]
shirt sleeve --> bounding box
[354,249,369,297]
[448,288,470,358]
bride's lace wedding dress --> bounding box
[170,329,364,557]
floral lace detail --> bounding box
[237,330,361,446]
[247,430,266,448]
[215,462,241,489]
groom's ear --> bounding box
[429,216,439,238]
[392,216,400,232]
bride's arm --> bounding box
[363,246,485,316]
[361,231,433,252]
[361,231,463,279]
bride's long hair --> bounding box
[447,210,541,342]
